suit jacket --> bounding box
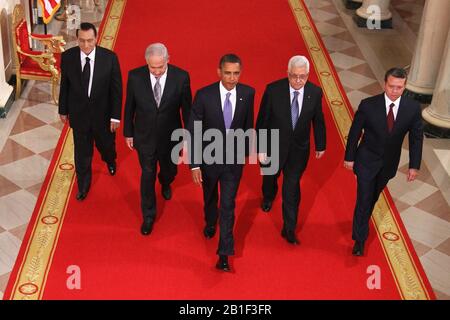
[256,79,326,171]
[344,93,423,180]
[188,82,255,169]
[58,46,122,132]
[123,64,192,154]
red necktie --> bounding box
[387,103,395,133]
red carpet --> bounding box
[5,0,435,299]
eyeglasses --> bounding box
[288,73,308,81]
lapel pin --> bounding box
[239,98,243,101]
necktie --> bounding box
[82,57,90,97]
[387,102,395,133]
[291,90,299,129]
[223,92,232,130]
[154,77,161,107]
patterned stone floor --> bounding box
[0,0,449,299]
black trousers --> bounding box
[72,127,116,193]
[202,165,243,256]
[352,170,391,242]
[136,149,177,222]
[262,155,306,233]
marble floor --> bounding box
[0,0,449,299]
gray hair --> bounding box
[288,55,310,73]
[145,43,169,61]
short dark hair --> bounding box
[76,22,97,37]
[384,67,407,82]
[219,54,241,69]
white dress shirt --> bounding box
[289,85,304,118]
[150,69,168,99]
[81,48,119,123]
[219,81,237,120]
[384,93,400,120]
[80,48,95,98]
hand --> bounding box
[110,121,120,133]
[407,169,418,182]
[60,115,67,123]
[125,137,134,150]
[258,153,267,164]
[316,151,325,159]
[191,168,202,186]
[344,161,354,170]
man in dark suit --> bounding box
[344,67,423,256]
[123,43,192,236]
[256,55,326,245]
[188,54,254,272]
[59,22,122,201]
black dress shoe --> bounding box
[141,220,154,236]
[281,228,300,245]
[216,255,231,272]
[203,225,216,239]
[162,184,172,200]
[76,191,88,201]
[261,199,272,212]
[107,162,116,176]
[352,241,365,256]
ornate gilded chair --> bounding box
[11,4,66,104]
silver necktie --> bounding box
[154,77,161,107]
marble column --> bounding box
[422,27,450,137]
[405,0,450,103]
[355,0,392,29]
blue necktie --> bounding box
[223,92,232,129]
[291,90,299,129]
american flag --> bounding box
[38,0,62,24]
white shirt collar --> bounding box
[150,67,168,82]
[149,67,168,97]
[80,47,96,62]
[219,81,236,97]
[384,93,401,108]
[289,85,304,96]
[384,93,401,118]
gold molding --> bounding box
[288,0,431,300]
[98,0,126,50]
[9,0,126,300]
[10,132,75,300]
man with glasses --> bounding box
[256,55,326,245]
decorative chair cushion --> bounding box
[20,53,61,77]
[20,56,52,77]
